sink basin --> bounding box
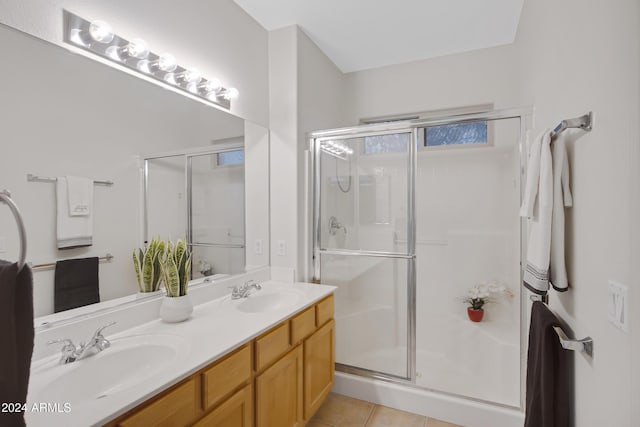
[236,290,301,313]
[30,333,188,405]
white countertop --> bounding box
[26,280,335,427]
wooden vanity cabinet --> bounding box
[255,346,304,427]
[303,320,335,420]
[106,294,334,427]
[193,384,253,427]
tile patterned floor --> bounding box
[310,393,462,427]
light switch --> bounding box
[607,280,628,332]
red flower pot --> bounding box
[467,307,484,322]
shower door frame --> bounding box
[310,106,533,408]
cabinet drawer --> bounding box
[202,344,252,410]
[291,306,316,344]
[315,295,334,326]
[118,378,197,427]
[255,322,291,371]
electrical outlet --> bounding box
[254,239,263,255]
[277,240,287,256]
[0,236,5,253]
[607,281,628,332]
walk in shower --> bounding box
[311,109,530,413]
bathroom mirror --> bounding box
[0,23,270,321]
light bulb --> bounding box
[223,87,239,100]
[158,53,177,72]
[203,78,222,93]
[184,69,201,84]
[126,38,149,59]
[89,20,114,43]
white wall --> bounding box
[269,26,351,280]
[0,0,269,126]
[345,43,521,122]
[244,121,270,269]
[515,1,639,425]
[268,26,299,277]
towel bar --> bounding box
[529,294,594,357]
[30,253,114,272]
[553,326,593,357]
[27,173,114,186]
[550,111,593,140]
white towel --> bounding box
[550,137,572,291]
[521,130,553,294]
[66,175,92,216]
[57,177,93,249]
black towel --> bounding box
[54,257,100,313]
[0,261,34,427]
[525,301,570,427]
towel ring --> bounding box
[0,190,27,272]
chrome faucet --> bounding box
[230,280,262,299]
[328,216,347,236]
[47,321,116,365]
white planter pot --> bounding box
[159,295,193,323]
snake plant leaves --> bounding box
[163,254,180,297]
[133,237,166,293]
[133,249,143,292]
[160,238,192,297]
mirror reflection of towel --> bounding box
[0,261,34,427]
[54,257,100,313]
[56,177,93,249]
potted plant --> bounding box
[159,239,193,323]
[463,281,511,322]
[132,236,165,296]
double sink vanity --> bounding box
[27,273,336,427]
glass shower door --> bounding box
[189,151,245,277]
[313,130,415,379]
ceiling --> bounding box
[233,0,524,73]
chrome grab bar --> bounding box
[0,190,27,272]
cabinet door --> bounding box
[255,346,303,427]
[304,320,335,420]
[193,384,253,427]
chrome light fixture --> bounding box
[63,10,238,110]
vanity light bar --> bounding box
[62,10,238,110]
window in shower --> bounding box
[363,133,410,155]
[217,149,244,166]
[424,121,488,147]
